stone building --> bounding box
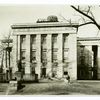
[11,22,78,80]
[77,37,100,80]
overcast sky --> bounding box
[0,5,99,39]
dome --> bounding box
[47,15,58,22]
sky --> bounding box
[0,5,100,39]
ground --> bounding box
[1,79,100,95]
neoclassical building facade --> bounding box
[11,22,78,80]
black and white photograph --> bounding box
[0,1,100,96]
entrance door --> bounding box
[41,62,47,78]
[41,68,46,78]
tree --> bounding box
[71,6,100,32]
[0,30,13,80]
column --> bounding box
[12,35,18,73]
[25,35,31,74]
[68,34,77,80]
[46,34,52,76]
[17,35,20,61]
[97,45,100,79]
[57,33,63,78]
[36,34,41,79]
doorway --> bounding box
[41,68,46,78]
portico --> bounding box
[12,22,78,80]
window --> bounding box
[31,35,36,44]
[63,34,69,49]
[20,35,26,75]
[41,50,47,63]
[21,35,26,45]
[41,35,47,63]
[41,34,47,44]
[63,34,69,63]
[21,50,25,60]
[52,34,58,62]
[63,51,69,62]
[52,34,57,44]
[42,51,47,59]
[41,49,47,67]
[20,35,26,47]
[31,35,36,50]
[52,51,57,62]
[41,34,47,50]
[31,35,37,61]
[21,50,26,75]
[20,35,26,49]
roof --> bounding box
[11,22,79,29]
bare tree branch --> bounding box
[90,11,95,19]
[87,6,91,14]
[71,5,100,30]
[78,22,94,27]
[96,29,100,36]
[59,14,74,28]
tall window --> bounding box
[52,34,58,77]
[32,51,36,60]
[52,35,57,43]
[52,34,58,49]
[42,51,47,60]
[63,34,69,75]
[41,34,47,49]
[31,35,37,61]
[63,49,69,62]
[52,49,58,62]
[63,34,69,62]
[52,34,58,62]
[63,34,68,49]
[21,50,25,60]
[20,35,26,60]
[20,35,26,75]
[41,50,47,67]
[20,35,26,49]
[31,35,36,50]
[41,34,46,44]
[41,34,47,66]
